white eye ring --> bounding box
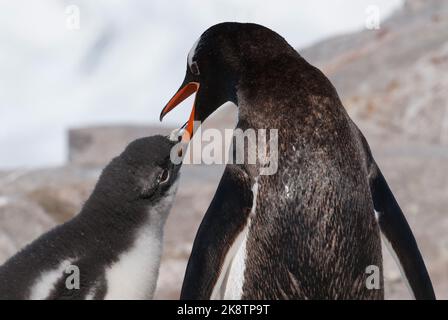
[190,61,200,75]
[158,169,170,184]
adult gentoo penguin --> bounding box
[160,22,435,299]
[0,136,180,299]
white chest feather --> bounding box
[211,177,259,300]
[222,221,251,299]
[103,223,163,300]
[29,259,74,300]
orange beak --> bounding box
[160,82,200,142]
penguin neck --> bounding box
[235,87,278,131]
[72,197,168,257]
[80,196,149,232]
[235,53,310,129]
[76,181,178,245]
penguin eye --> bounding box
[157,169,170,185]
[190,61,200,75]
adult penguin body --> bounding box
[160,22,435,300]
[0,136,180,300]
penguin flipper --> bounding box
[369,165,435,300]
[180,164,253,299]
[357,129,436,300]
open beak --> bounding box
[160,82,200,142]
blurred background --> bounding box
[0,0,447,299]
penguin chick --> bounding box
[0,135,181,300]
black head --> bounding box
[87,135,181,214]
[159,22,297,140]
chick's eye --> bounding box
[158,169,170,184]
[190,61,200,75]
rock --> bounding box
[68,125,174,167]
[0,198,56,265]
[301,0,448,145]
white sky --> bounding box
[0,0,403,168]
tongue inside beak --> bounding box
[160,82,199,142]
